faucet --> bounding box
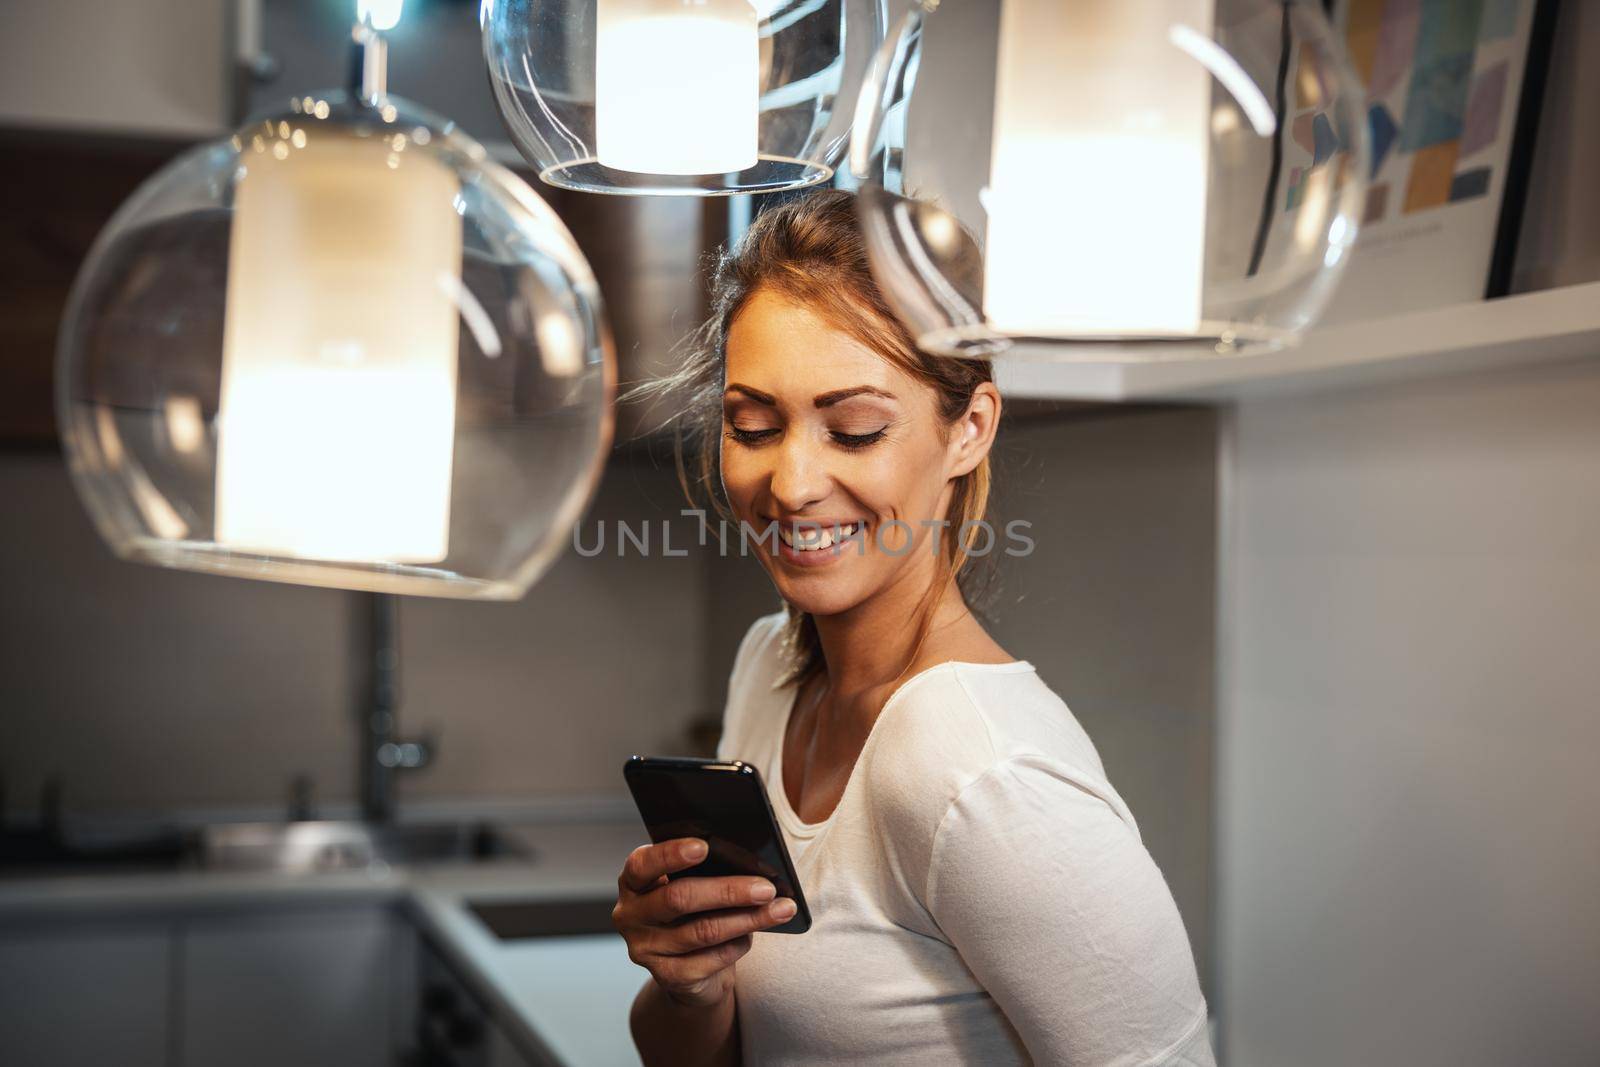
[360,592,432,823]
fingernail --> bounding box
[685,840,707,860]
[750,880,775,902]
[771,898,797,919]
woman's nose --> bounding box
[768,435,831,513]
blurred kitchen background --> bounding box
[1,2,1598,1066]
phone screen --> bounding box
[624,756,811,933]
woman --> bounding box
[612,189,1214,1066]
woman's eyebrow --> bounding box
[723,383,897,407]
[724,383,777,405]
[814,386,897,408]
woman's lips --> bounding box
[775,534,851,567]
[760,518,870,568]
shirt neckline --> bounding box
[767,658,1037,841]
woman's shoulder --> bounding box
[948,663,1115,784]
[859,661,1141,909]
[887,661,1112,779]
[866,661,1136,838]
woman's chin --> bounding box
[767,567,871,620]
[744,520,884,617]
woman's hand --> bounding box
[613,836,798,1009]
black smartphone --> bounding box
[623,755,812,934]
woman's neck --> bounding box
[810,556,974,701]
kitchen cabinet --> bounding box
[0,924,172,1067]
[415,937,544,1067]
[994,280,1600,403]
[180,905,402,1067]
[0,900,408,1067]
[0,1,232,138]
[0,134,187,444]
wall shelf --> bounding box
[994,280,1600,403]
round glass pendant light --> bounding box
[850,0,1370,363]
[483,0,887,195]
[57,23,614,600]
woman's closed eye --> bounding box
[829,428,887,450]
[726,423,779,446]
[724,423,889,450]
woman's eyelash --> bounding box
[727,426,779,445]
[723,426,888,449]
[830,429,887,449]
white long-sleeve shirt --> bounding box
[716,611,1215,1066]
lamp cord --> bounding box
[1246,1,1294,278]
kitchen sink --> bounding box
[468,896,619,939]
[195,819,534,872]
[0,819,534,876]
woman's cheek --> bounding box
[719,455,759,519]
[848,450,916,508]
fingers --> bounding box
[653,899,799,955]
[613,838,798,1001]
[636,870,779,926]
[648,933,754,993]
[618,837,707,895]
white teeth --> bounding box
[778,522,861,552]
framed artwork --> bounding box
[1314,0,1559,326]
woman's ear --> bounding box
[947,381,1001,479]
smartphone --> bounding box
[623,755,812,934]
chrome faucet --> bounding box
[360,592,432,823]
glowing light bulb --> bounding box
[215,129,461,563]
[357,0,405,32]
[983,0,1215,338]
[595,0,759,175]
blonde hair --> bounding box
[628,189,995,687]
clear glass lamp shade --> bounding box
[56,93,615,599]
[483,0,887,195]
[850,0,1370,363]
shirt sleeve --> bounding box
[925,753,1215,1067]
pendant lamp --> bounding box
[850,0,1369,362]
[56,9,615,599]
[482,0,887,195]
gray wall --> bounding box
[1,450,355,817]
[0,451,713,819]
[394,457,713,803]
[1215,356,1600,1065]
[1214,3,1600,1060]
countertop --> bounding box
[405,821,654,1067]
[0,818,653,1067]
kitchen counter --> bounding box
[0,818,652,1067]
[406,821,653,1067]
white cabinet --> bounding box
[0,1,232,137]
[180,905,400,1067]
[994,281,1600,403]
[0,924,171,1067]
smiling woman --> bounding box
[640,191,1000,689]
[718,289,998,657]
[615,190,1215,1067]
